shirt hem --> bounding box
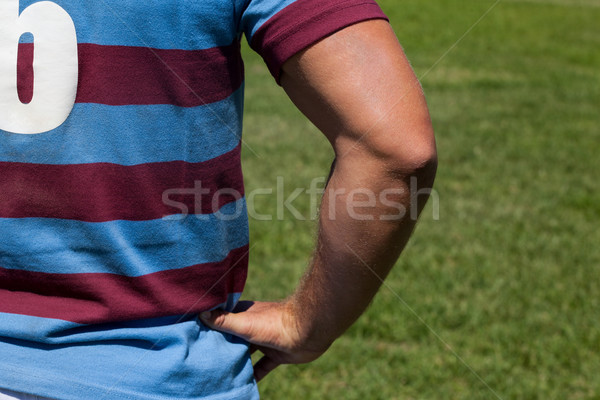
[0,363,258,400]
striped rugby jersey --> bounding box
[0,0,387,398]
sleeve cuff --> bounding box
[250,0,389,84]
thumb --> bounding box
[200,310,253,340]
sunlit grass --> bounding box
[240,1,599,398]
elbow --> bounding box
[335,116,438,188]
[398,141,438,189]
[371,125,438,188]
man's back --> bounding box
[0,0,390,398]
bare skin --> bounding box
[201,19,437,382]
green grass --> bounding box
[239,1,600,398]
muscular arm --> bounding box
[201,19,437,381]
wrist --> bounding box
[283,295,337,354]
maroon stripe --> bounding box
[0,144,244,222]
[16,41,244,107]
[0,245,248,324]
[251,0,388,82]
[17,42,34,104]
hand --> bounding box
[200,300,330,381]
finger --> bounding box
[253,355,281,382]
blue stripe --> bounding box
[18,0,239,49]
[0,87,244,165]
[0,305,258,400]
[239,0,298,38]
[0,199,249,276]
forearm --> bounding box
[288,150,437,350]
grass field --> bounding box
[238,1,599,398]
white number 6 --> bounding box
[0,0,78,134]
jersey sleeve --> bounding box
[239,0,389,83]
